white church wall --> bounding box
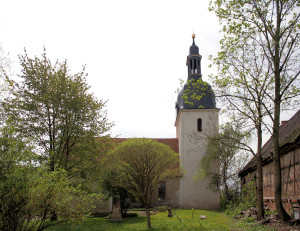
[176,108,220,209]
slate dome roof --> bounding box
[176,81,216,110]
[176,34,216,111]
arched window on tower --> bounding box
[197,118,202,132]
[175,103,179,118]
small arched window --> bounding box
[197,118,202,132]
[158,182,166,200]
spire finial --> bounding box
[192,33,195,45]
[189,32,199,55]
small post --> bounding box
[168,207,173,217]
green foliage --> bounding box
[0,48,113,229]
[125,212,138,218]
[157,205,168,212]
[100,168,134,217]
[5,48,113,178]
[0,122,36,231]
[103,138,180,228]
[0,123,96,231]
[182,78,214,108]
[104,139,179,205]
[243,217,255,223]
[219,187,240,210]
[225,180,257,217]
[197,123,250,208]
[210,0,299,221]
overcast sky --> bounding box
[0,0,296,139]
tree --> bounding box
[0,44,11,94]
[100,169,133,217]
[205,38,274,220]
[103,138,179,228]
[4,48,113,180]
[27,167,96,230]
[0,122,37,231]
[0,122,95,231]
[209,0,300,221]
[0,44,13,126]
[198,123,250,208]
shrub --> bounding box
[157,206,168,212]
[219,186,240,210]
[225,180,256,217]
[90,212,109,218]
[124,212,138,218]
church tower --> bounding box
[175,34,220,209]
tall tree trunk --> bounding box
[222,163,230,202]
[256,124,264,220]
[272,105,290,221]
[145,206,151,228]
[272,0,291,222]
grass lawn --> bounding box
[45,209,272,231]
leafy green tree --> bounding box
[103,138,179,229]
[226,180,257,218]
[206,38,273,220]
[100,169,133,217]
[197,123,250,209]
[5,48,113,180]
[28,167,96,230]
[0,122,36,231]
[208,0,300,221]
[0,122,95,231]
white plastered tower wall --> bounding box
[175,108,220,209]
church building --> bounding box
[152,34,220,209]
[102,35,220,212]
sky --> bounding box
[0,0,296,139]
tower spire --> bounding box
[189,34,199,55]
[187,34,201,78]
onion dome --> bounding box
[175,34,216,114]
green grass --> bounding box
[45,209,272,231]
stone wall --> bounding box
[152,177,180,208]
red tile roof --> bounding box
[111,138,179,153]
